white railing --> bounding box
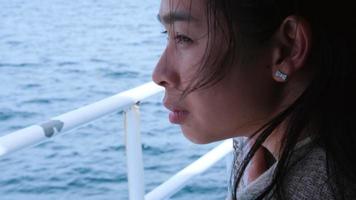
[145,139,232,200]
[0,81,233,200]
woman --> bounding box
[153,0,356,199]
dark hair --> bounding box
[187,0,356,199]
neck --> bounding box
[262,125,284,159]
[260,121,310,159]
[261,74,311,159]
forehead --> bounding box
[159,0,206,23]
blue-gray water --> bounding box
[0,0,228,199]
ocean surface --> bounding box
[0,0,229,199]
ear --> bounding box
[271,16,312,82]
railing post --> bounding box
[124,104,145,200]
[225,142,234,199]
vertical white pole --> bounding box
[225,145,234,200]
[124,104,145,200]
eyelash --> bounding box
[161,30,193,45]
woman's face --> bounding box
[153,0,280,144]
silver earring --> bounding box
[275,70,288,81]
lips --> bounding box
[163,100,189,124]
[168,109,189,124]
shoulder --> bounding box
[282,147,331,199]
[282,146,356,200]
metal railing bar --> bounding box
[0,82,163,157]
[145,139,233,200]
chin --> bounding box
[181,126,217,144]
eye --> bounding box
[174,33,193,45]
[160,30,193,46]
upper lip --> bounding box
[164,102,184,112]
[163,97,186,112]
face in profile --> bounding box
[153,0,279,144]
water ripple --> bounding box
[57,61,79,66]
[1,176,35,186]
[0,109,38,121]
[14,185,68,194]
[89,58,111,64]
[0,63,40,68]
[6,41,23,46]
[100,145,125,153]
[22,98,67,105]
[104,71,139,79]
[22,83,41,89]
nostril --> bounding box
[158,80,170,88]
[152,71,169,87]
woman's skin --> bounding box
[153,0,312,183]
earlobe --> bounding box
[274,70,288,82]
[270,47,290,83]
[271,16,312,83]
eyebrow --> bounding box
[157,11,196,25]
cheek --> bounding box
[181,88,245,143]
[178,41,208,83]
[180,71,276,143]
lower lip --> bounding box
[169,110,189,124]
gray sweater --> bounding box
[228,138,356,200]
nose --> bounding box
[152,48,179,89]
